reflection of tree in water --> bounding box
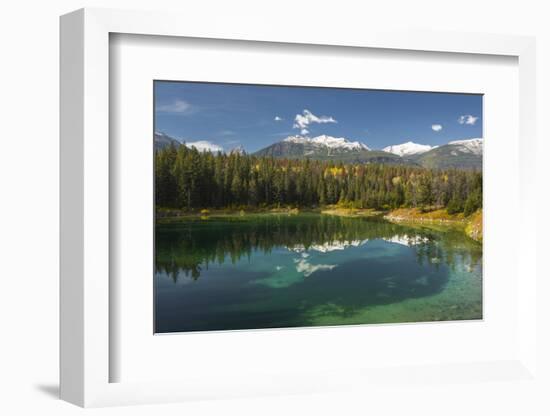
[413,226,482,275]
[155,214,481,282]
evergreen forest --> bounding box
[155,144,482,215]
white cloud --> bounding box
[458,114,478,125]
[274,116,283,121]
[431,124,443,132]
[293,109,337,134]
[157,99,193,114]
[184,140,223,153]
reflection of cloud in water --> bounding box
[294,257,336,277]
[219,232,442,291]
[253,253,337,288]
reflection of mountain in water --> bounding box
[290,239,367,253]
[155,214,481,282]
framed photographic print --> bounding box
[60,8,539,408]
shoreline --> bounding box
[156,206,314,219]
[156,206,482,243]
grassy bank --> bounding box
[383,207,482,243]
[158,205,384,219]
[157,206,310,220]
[384,207,465,223]
[320,206,384,218]
[464,210,483,243]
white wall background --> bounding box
[0,1,548,415]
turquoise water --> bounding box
[155,213,482,333]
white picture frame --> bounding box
[60,7,538,408]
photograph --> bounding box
[154,81,483,333]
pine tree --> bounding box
[154,146,482,213]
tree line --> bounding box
[155,144,482,215]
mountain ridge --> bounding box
[254,134,404,165]
[154,132,482,170]
[253,135,482,169]
[408,138,483,170]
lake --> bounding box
[155,213,482,333]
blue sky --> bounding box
[154,81,483,153]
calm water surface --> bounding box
[155,213,482,333]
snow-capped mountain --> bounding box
[184,140,224,153]
[153,132,224,153]
[283,134,370,151]
[253,134,405,164]
[155,130,482,169]
[154,131,181,149]
[448,138,483,155]
[382,141,434,157]
[379,138,483,169]
[413,138,483,170]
